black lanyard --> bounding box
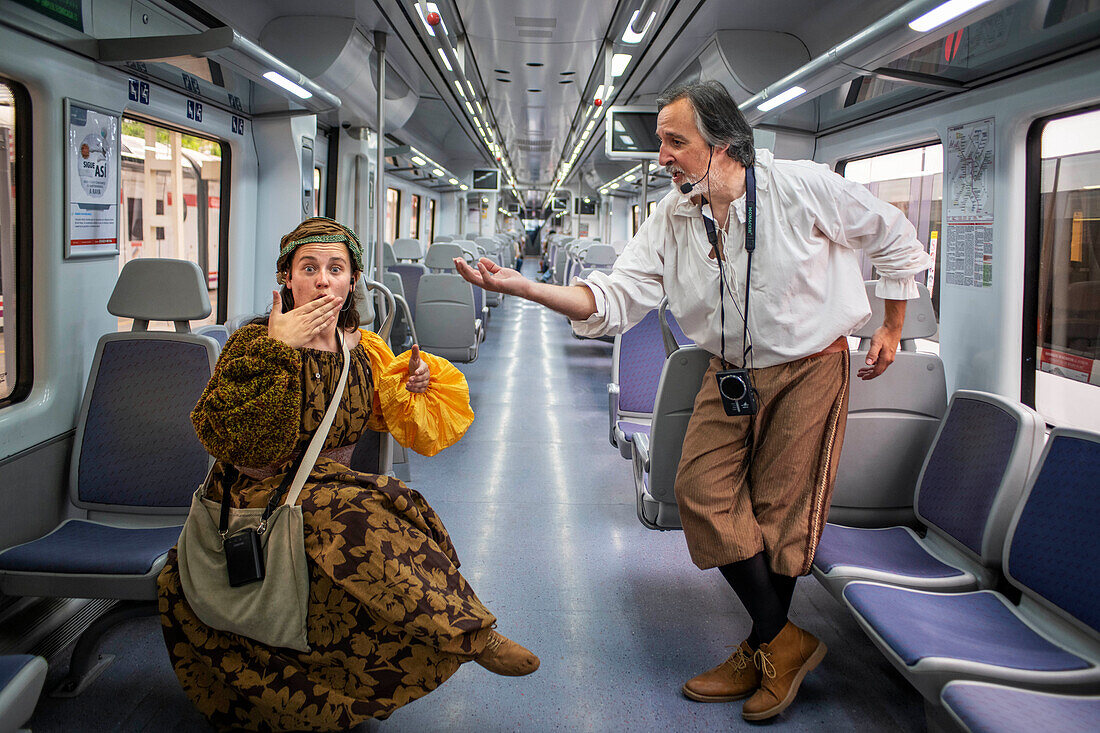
[702,165,756,366]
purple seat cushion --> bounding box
[814,524,965,579]
[844,583,1089,671]
[616,421,650,443]
[942,683,1100,733]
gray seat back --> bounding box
[389,263,428,320]
[415,273,479,361]
[393,238,422,261]
[646,347,712,505]
[914,391,1046,567]
[73,259,218,516]
[425,243,468,271]
[830,281,947,527]
[583,244,617,267]
[434,234,454,242]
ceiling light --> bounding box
[448,177,459,185]
[624,174,635,182]
[454,79,466,98]
[611,54,631,78]
[757,86,806,112]
[622,10,656,44]
[909,0,993,33]
[411,155,427,166]
[466,101,476,116]
[432,168,445,176]
[584,197,591,203]
[600,188,608,194]
[460,184,468,190]
[436,48,452,71]
[476,101,484,115]
[467,80,476,98]
[594,84,605,100]
[610,183,619,189]
[262,71,312,99]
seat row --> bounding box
[812,391,1100,732]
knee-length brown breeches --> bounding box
[673,350,849,576]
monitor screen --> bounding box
[551,197,568,211]
[472,169,499,190]
[605,107,659,159]
[575,199,596,216]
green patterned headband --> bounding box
[275,217,364,283]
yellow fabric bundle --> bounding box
[359,332,474,457]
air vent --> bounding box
[515,138,553,152]
[515,17,556,28]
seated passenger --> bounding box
[157,217,537,732]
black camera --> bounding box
[715,368,758,416]
[224,528,265,587]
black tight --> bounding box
[718,552,796,647]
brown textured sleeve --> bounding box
[191,323,302,467]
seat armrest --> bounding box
[632,432,651,474]
[607,383,620,446]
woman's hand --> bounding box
[406,344,431,393]
[267,290,342,348]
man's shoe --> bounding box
[741,622,826,720]
[682,641,761,702]
[475,630,540,676]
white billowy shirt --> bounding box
[572,149,935,368]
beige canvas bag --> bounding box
[177,331,350,652]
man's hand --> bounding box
[267,290,341,348]
[406,344,431,393]
[454,257,529,297]
[857,298,906,380]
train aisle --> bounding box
[29,263,924,732]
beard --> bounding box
[666,164,710,196]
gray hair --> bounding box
[656,81,755,167]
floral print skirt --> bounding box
[157,464,496,732]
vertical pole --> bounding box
[374,30,387,288]
[640,159,649,224]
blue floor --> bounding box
[30,261,924,731]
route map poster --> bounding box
[65,99,120,259]
[944,117,994,288]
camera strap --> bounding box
[703,164,756,367]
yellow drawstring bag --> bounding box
[361,333,474,457]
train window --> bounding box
[0,79,29,403]
[841,142,942,352]
[1032,107,1100,431]
[385,187,400,243]
[119,117,226,330]
[409,194,421,240]
[646,201,655,218]
[632,204,640,236]
[426,198,436,243]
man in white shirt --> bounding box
[455,80,933,721]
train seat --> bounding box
[631,346,711,530]
[842,428,1100,706]
[433,234,454,243]
[813,390,1046,601]
[430,242,489,327]
[393,237,423,261]
[829,282,947,527]
[940,681,1100,733]
[0,655,47,731]
[0,259,218,696]
[608,305,690,459]
[195,323,229,349]
[473,237,503,306]
[416,244,482,362]
[382,271,417,353]
[389,262,429,321]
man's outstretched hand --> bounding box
[454,257,529,297]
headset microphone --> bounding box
[678,146,714,194]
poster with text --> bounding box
[65,100,120,258]
[944,117,994,288]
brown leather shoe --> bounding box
[475,630,540,676]
[682,641,761,702]
[741,622,826,720]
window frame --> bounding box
[385,186,401,242]
[1022,102,1100,410]
[427,197,436,243]
[409,193,421,240]
[0,77,33,409]
[120,112,232,324]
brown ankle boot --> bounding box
[475,630,540,676]
[682,641,761,702]
[741,622,826,720]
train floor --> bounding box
[29,260,925,732]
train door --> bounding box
[0,81,15,396]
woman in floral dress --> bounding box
[158,217,538,732]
